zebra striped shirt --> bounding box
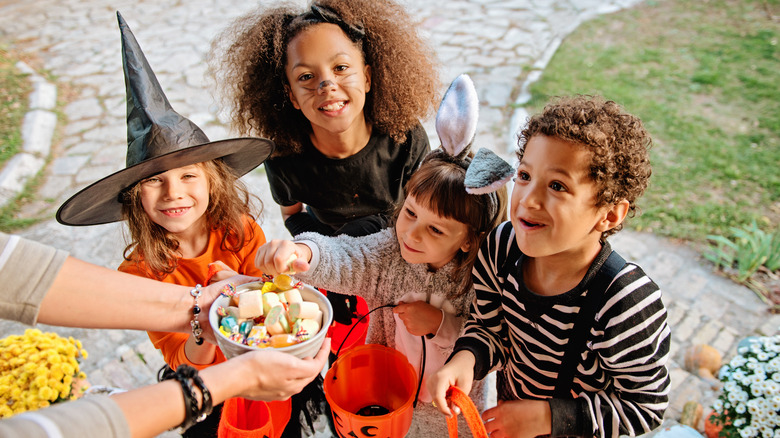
[453,222,671,438]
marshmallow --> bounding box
[289,301,320,320]
[262,291,281,314]
[238,291,263,319]
[284,254,298,274]
[293,318,321,340]
[284,288,303,304]
[265,305,291,335]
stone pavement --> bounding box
[0,0,777,436]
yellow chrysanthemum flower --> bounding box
[50,367,64,381]
[0,329,89,418]
[37,386,54,401]
[34,375,47,388]
[61,363,75,377]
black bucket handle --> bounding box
[332,303,425,408]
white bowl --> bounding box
[209,281,332,360]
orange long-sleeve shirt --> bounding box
[118,217,266,370]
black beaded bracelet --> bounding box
[189,284,204,345]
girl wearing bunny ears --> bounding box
[254,75,513,436]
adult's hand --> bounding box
[197,274,258,344]
[203,338,331,401]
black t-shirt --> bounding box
[264,123,430,229]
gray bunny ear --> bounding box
[436,74,478,159]
[465,148,514,194]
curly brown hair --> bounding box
[121,159,261,278]
[210,0,440,157]
[518,95,652,239]
[398,149,508,287]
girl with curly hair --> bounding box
[429,95,671,438]
[211,0,440,238]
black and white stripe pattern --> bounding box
[455,221,671,438]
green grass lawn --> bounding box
[0,47,47,232]
[524,0,779,245]
[0,47,30,168]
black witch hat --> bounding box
[56,12,274,226]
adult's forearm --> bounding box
[111,380,186,438]
[111,359,251,438]
[38,257,192,331]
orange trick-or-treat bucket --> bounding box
[218,397,291,438]
[323,344,417,438]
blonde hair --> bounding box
[121,159,260,278]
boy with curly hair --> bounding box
[429,95,671,438]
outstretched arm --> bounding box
[115,338,330,437]
[38,256,254,338]
[0,339,330,438]
[0,233,253,343]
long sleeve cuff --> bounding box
[549,397,592,437]
[295,240,320,272]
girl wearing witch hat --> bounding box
[57,13,286,438]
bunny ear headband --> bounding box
[435,74,514,195]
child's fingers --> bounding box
[291,257,310,273]
[427,373,454,416]
[209,269,238,284]
[274,247,297,274]
[432,395,452,416]
[254,240,293,275]
[254,246,272,273]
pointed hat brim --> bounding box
[56,12,275,226]
[56,137,273,226]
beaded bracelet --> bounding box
[189,284,204,345]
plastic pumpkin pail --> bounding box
[218,397,275,438]
[323,344,416,438]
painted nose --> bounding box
[317,79,336,94]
